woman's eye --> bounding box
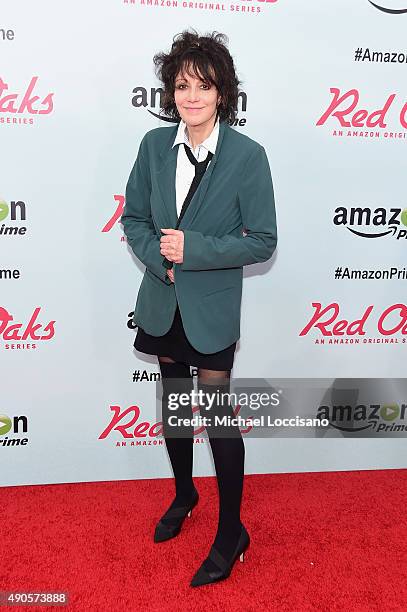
[175,83,211,90]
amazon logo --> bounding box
[130,85,248,126]
[368,1,407,13]
[333,206,407,240]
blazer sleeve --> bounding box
[179,144,277,271]
[121,134,172,284]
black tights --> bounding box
[158,356,245,571]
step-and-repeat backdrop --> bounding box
[1,1,406,486]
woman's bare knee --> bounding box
[198,368,230,384]
[158,356,176,363]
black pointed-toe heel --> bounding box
[154,488,199,543]
[190,523,250,587]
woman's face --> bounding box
[174,64,221,128]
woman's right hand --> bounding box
[166,269,175,283]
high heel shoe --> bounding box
[154,487,199,543]
[190,523,250,587]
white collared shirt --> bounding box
[171,116,219,218]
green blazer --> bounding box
[121,119,277,354]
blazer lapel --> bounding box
[155,127,179,228]
[155,119,228,230]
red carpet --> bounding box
[1,469,406,611]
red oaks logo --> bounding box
[99,405,163,441]
[102,195,124,233]
[316,88,407,137]
[0,307,56,341]
[0,76,54,115]
[100,403,251,445]
[299,302,407,339]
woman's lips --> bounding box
[185,108,204,113]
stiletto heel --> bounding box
[154,487,199,543]
[190,524,250,587]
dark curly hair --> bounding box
[153,29,240,124]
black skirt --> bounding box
[134,302,236,370]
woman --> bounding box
[121,29,277,587]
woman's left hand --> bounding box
[160,228,184,264]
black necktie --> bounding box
[162,143,214,270]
